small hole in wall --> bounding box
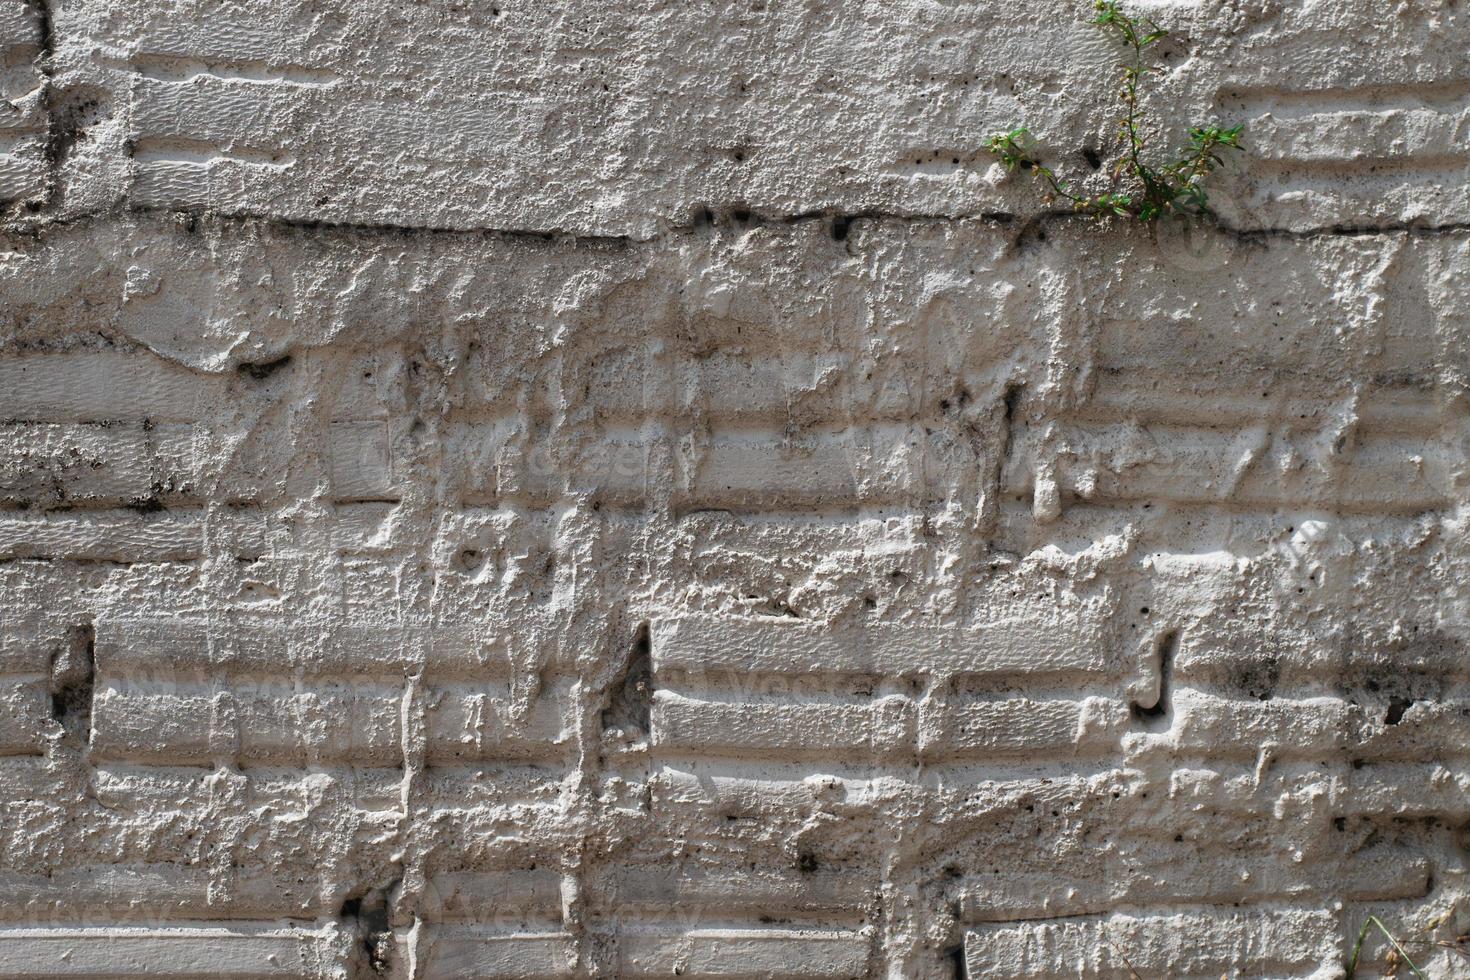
[340,888,394,974]
[237,355,292,382]
[239,581,280,601]
[601,622,652,738]
[945,943,968,979]
[1081,146,1102,170]
[1384,696,1413,725]
[1130,630,1178,732]
[51,624,95,749]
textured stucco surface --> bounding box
[1,0,1469,977]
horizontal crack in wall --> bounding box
[2,201,1467,246]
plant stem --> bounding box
[1035,165,1090,208]
[1346,916,1428,980]
[984,1,1243,222]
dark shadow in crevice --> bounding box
[1131,629,1177,732]
[50,623,94,748]
[601,621,652,738]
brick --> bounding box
[0,2,37,44]
[651,769,850,815]
[1337,762,1470,819]
[0,421,200,507]
[0,680,47,757]
[325,420,394,500]
[0,151,43,203]
[90,683,403,766]
[419,928,573,979]
[651,615,1110,681]
[1171,625,1470,680]
[961,844,1429,922]
[0,0,43,205]
[1012,422,1450,513]
[92,618,500,677]
[424,871,562,922]
[424,682,570,764]
[444,420,655,505]
[0,353,226,423]
[0,511,205,562]
[965,908,1334,978]
[415,767,569,811]
[0,866,220,922]
[0,925,346,978]
[1354,698,1470,760]
[592,866,870,916]
[1167,693,1354,759]
[919,696,1126,761]
[616,929,870,978]
[0,871,185,924]
[1163,693,1470,764]
[1221,83,1470,230]
[684,425,929,509]
[650,691,915,760]
[0,758,73,802]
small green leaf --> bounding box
[994,1,1242,224]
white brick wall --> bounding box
[1,0,1468,976]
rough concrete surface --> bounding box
[0,0,1468,977]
